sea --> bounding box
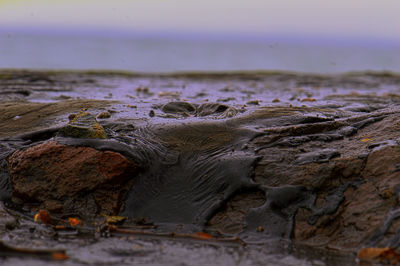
[0,28,400,73]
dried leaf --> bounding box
[33,210,52,225]
[157,91,180,98]
[193,232,213,240]
[55,225,68,230]
[300,98,316,102]
[361,138,372,142]
[358,247,391,260]
[358,247,400,263]
[379,248,400,263]
[0,240,67,259]
[68,217,82,227]
[52,252,69,260]
[106,216,127,224]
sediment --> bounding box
[1,70,400,264]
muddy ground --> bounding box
[1,70,400,265]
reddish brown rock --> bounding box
[8,141,138,216]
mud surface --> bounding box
[2,70,400,265]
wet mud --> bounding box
[1,70,400,264]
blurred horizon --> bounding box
[1,24,400,47]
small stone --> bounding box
[157,91,180,98]
[149,110,155,117]
[61,111,107,139]
[380,188,393,200]
[136,87,153,95]
[97,111,111,119]
[0,203,17,230]
[246,100,260,105]
[68,114,76,121]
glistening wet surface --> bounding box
[2,70,400,265]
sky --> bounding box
[0,0,399,42]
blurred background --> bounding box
[0,0,399,73]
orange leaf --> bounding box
[379,248,400,263]
[358,247,392,260]
[52,252,69,260]
[193,232,213,240]
[33,210,52,225]
[55,225,67,230]
[68,217,82,227]
[361,138,372,142]
[300,98,316,102]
